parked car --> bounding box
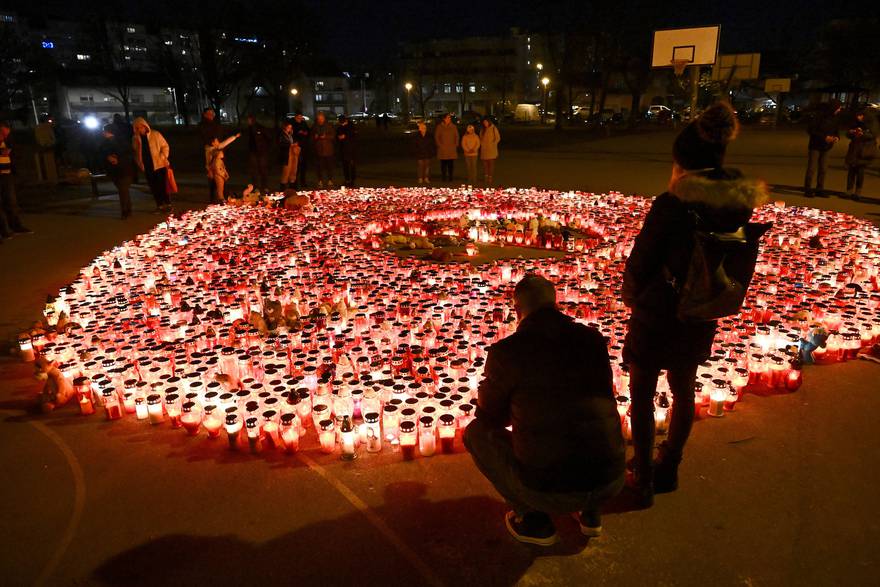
[645,104,671,119]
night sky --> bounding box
[1,0,869,68]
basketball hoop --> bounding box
[671,59,690,77]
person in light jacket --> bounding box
[461,124,480,185]
[132,117,171,212]
[435,113,460,182]
[480,118,501,185]
[207,132,241,202]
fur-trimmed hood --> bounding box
[670,169,769,211]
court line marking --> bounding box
[297,452,444,587]
[2,412,87,587]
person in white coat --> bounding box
[479,118,501,185]
[132,117,171,211]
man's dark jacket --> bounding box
[292,119,310,147]
[806,111,839,152]
[413,131,436,159]
[198,118,223,146]
[476,306,625,492]
[247,123,271,156]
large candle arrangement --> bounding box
[23,188,880,459]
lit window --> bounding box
[76,54,91,61]
[42,40,55,49]
[455,83,463,93]
[469,84,476,93]
[1,14,15,22]
[164,40,173,46]
[181,50,186,55]
[79,96,93,102]
[126,26,136,33]
[443,83,451,94]
[315,81,325,89]
[315,94,324,102]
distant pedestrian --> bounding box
[101,125,135,219]
[278,122,300,190]
[336,115,357,187]
[413,121,436,184]
[435,113,460,182]
[246,115,271,193]
[803,101,841,197]
[207,132,241,202]
[132,117,172,213]
[0,121,32,240]
[844,109,877,200]
[479,117,501,185]
[291,112,310,188]
[311,112,335,188]
[622,103,767,507]
[461,124,480,185]
[198,108,224,202]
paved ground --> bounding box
[2,127,878,586]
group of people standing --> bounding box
[804,101,877,200]
[413,114,501,185]
[208,109,358,195]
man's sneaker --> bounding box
[504,511,559,546]
[572,510,602,537]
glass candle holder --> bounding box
[225,413,242,450]
[102,388,122,420]
[203,405,222,438]
[399,420,417,460]
[280,413,300,453]
[364,412,382,453]
[165,393,182,428]
[134,396,148,420]
[419,415,436,457]
[340,415,357,461]
[312,403,330,430]
[654,393,669,435]
[708,380,727,418]
[147,393,165,424]
[382,404,400,443]
[438,413,456,453]
[74,376,95,416]
[246,417,262,454]
[319,419,336,454]
[181,401,201,436]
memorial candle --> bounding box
[364,412,382,453]
[419,415,436,457]
[319,419,336,454]
[181,401,201,435]
[146,394,164,424]
[708,380,727,418]
[279,413,300,453]
[399,420,417,460]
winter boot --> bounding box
[653,441,682,494]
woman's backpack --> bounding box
[668,211,772,322]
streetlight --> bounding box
[290,88,298,96]
[541,77,550,125]
[536,62,543,71]
[404,82,413,122]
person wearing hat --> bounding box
[803,100,841,197]
[465,274,625,546]
[101,124,135,219]
[336,115,357,187]
[622,102,768,507]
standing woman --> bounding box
[461,124,480,185]
[413,121,436,184]
[434,113,460,182]
[132,117,171,213]
[622,102,767,506]
[311,112,336,188]
[479,117,501,185]
[278,122,300,190]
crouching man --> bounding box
[465,274,625,545]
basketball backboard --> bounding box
[711,53,761,81]
[651,26,720,68]
[764,78,792,93]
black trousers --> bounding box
[341,157,356,186]
[317,156,334,183]
[249,153,269,192]
[440,159,454,181]
[846,165,866,193]
[146,167,170,207]
[464,418,624,516]
[628,361,699,473]
[113,175,133,217]
[804,148,829,193]
[296,149,308,188]
[0,174,24,235]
